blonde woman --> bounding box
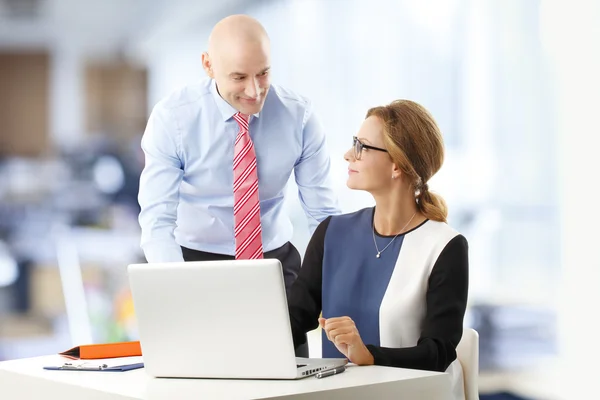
[288,100,469,400]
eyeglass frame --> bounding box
[353,136,388,160]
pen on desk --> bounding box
[315,365,346,379]
[61,363,108,370]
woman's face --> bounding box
[344,116,396,193]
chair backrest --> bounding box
[456,328,479,400]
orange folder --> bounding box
[59,341,142,360]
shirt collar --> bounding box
[210,79,260,122]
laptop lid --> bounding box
[128,259,302,379]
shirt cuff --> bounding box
[141,240,185,263]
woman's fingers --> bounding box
[327,326,354,341]
[321,316,358,344]
[323,319,355,331]
[333,333,356,346]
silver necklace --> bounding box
[372,212,416,258]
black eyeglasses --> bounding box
[353,136,388,160]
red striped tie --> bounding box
[232,112,264,260]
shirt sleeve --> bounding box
[366,234,469,372]
[287,216,332,349]
[137,102,185,263]
[293,103,341,235]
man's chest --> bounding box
[180,121,302,198]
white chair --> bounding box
[456,328,479,400]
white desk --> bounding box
[0,355,453,399]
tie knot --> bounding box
[234,112,250,129]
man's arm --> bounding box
[138,102,185,263]
[294,104,341,234]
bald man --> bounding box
[137,14,339,355]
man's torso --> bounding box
[157,78,310,254]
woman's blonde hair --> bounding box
[366,100,448,222]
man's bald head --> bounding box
[208,15,269,57]
[202,15,271,115]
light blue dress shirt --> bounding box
[138,78,340,263]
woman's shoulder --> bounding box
[316,208,373,237]
[310,208,374,250]
[406,220,468,260]
[414,220,464,241]
[330,207,373,223]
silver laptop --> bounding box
[127,259,347,379]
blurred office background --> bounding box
[0,0,598,398]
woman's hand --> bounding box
[319,316,374,365]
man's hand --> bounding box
[319,316,374,366]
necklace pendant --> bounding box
[376,252,381,258]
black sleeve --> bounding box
[366,234,469,372]
[287,216,332,349]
